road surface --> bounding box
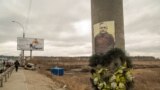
[0,68,64,90]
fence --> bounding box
[0,65,14,87]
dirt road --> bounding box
[24,69,65,90]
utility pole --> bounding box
[91,0,125,54]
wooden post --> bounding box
[5,74,7,82]
[0,77,3,87]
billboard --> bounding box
[93,21,115,54]
[17,37,44,51]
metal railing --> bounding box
[0,66,14,87]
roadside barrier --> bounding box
[0,66,14,87]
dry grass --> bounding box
[51,73,92,90]
[38,70,92,90]
[30,58,160,90]
[133,60,160,65]
[39,68,160,90]
[133,68,160,90]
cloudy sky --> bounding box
[0,0,160,58]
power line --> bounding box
[25,0,32,32]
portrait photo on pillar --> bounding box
[94,21,115,54]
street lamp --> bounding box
[12,21,25,38]
[12,20,25,66]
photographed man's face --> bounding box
[100,23,108,33]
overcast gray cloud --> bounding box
[0,0,160,58]
[124,0,160,58]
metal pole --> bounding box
[22,30,25,66]
[12,21,25,37]
[12,21,25,66]
[30,50,32,60]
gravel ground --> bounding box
[24,69,65,90]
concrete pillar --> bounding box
[91,0,125,54]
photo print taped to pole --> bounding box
[94,21,115,54]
